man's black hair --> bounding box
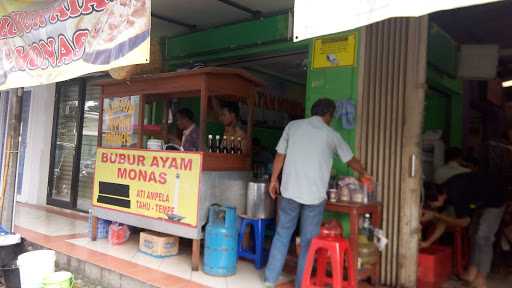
[424,182,446,203]
[445,147,463,163]
[311,98,336,117]
[222,101,240,118]
[176,108,194,122]
[463,155,480,168]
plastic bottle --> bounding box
[208,135,214,152]
[215,135,221,153]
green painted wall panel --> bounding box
[305,32,359,177]
[428,23,459,77]
[165,15,290,60]
[423,90,449,132]
[450,93,463,147]
[427,66,462,95]
[167,41,308,70]
[425,22,464,147]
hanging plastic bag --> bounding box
[335,100,356,129]
[108,223,130,245]
[373,228,388,251]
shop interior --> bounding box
[420,1,512,286]
[160,51,308,177]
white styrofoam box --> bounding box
[458,45,499,80]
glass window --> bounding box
[77,82,101,210]
[48,77,109,211]
[49,83,80,203]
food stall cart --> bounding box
[90,68,262,270]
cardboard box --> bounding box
[139,231,179,257]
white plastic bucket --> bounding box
[147,139,163,150]
[17,250,56,288]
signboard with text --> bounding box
[312,33,356,69]
[93,148,202,227]
[0,0,151,90]
[101,96,140,148]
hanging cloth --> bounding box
[335,99,356,129]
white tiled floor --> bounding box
[14,205,88,236]
[15,204,292,288]
[68,237,292,288]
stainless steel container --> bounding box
[246,180,275,219]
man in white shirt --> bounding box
[264,99,366,288]
[433,147,470,184]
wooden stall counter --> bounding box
[91,68,263,271]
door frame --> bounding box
[46,78,86,210]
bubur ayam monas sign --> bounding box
[93,148,202,227]
[0,0,151,90]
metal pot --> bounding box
[246,180,275,219]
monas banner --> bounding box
[0,0,151,90]
[93,148,202,227]
[293,0,502,41]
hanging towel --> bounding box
[335,100,356,129]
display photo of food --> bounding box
[79,0,150,65]
[0,39,18,85]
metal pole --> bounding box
[0,87,23,232]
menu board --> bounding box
[102,96,140,148]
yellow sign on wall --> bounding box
[93,148,202,227]
[102,96,140,148]
[312,33,356,69]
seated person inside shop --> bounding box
[421,148,473,249]
[212,98,247,152]
[423,172,505,288]
[169,108,200,151]
[433,147,471,185]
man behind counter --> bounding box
[264,98,367,288]
[175,108,200,151]
[212,98,247,152]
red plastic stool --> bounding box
[423,223,470,277]
[447,226,470,277]
[302,222,356,288]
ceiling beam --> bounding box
[245,66,306,86]
[216,0,262,17]
[151,13,197,30]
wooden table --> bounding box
[326,201,382,286]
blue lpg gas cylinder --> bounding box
[203,205,238,276]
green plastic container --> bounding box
[42,271,74,288]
